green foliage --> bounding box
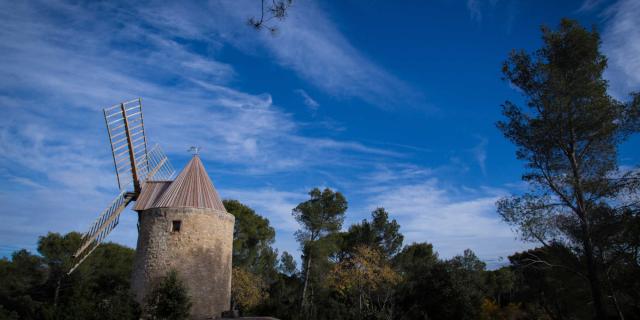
[0,232,140,320]
[231,266,268,314]
[393,242,439,274]
[293,188,348,244]
[292,188,348,315]
[0,250,48,319]
[224,199,282,316]
[256,271,302,319]
[507,245,592,319]
[278,251,297,276]
[145,270,191,320]
[484,267,515,306]
[342,207,404,259]
[496,18,640,319]
[395,244,486,320]
[328,245,400,319]
[224,199,278,276]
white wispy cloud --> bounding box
[578,0,605,12]
[601,0,640,99]
[0,0,525,267]
[0,0,407,255]
[136,1,422,109]
[364,178,529,261]
[295,89,320,111]
[472,136,488,176]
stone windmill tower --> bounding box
[68,99,234,319]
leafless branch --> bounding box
[248,0,293,35]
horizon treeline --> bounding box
[1,18,639,320]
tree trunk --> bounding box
[581,226,608,320]
[301,254,312,311]
[54,277,62,306]
[569,147,608,319]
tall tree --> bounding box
[224,199,278,280]
[496,19,640,319]
[292,187,348,315]
[342,207,404,260]
[37,232,82,308]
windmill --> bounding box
[69,98,235,319]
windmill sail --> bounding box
[68,145,175,274]
[68,190,134,274]
[104,98,149,193]
[68,99,176,275]
[143,144,175,182]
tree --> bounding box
[342,208,404,260]
[278,251,297,276]
[0,250,48,319]
[37,231,82,308]
[231,266,268,314]
[496,18,640,319]
[507,245,592,319]
[484,267,515,306]
[224,199,278,280]
[145,270,191,320]
[327,245,400,319]
[76,243,140,320]
[0,232,140,320]
[446,249,487,319]
[292,187,348,315]
[395,244,487,319]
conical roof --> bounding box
[144,155,227,211]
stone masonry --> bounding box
[131,207,235,319]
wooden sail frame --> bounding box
[104,98,149,194]
[68,190,134,274]
[68,99,176,275]
[68,144,175,275]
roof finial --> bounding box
[188,146,201,156]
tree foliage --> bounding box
[144,270,191,320]
[278,251,297,276]
[231,266,268,313]
[342,208,404,259]
[224,199,278,279]
[328,245,400,319]
[496,18,640,319]
[0,232,140,320]
[394,244,487,320]
[292,187,348,314]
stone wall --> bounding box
[131,207,235,319]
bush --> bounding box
[144,270,192,320]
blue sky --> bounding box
[1,0,638,268]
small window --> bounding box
[172,220,182,232]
